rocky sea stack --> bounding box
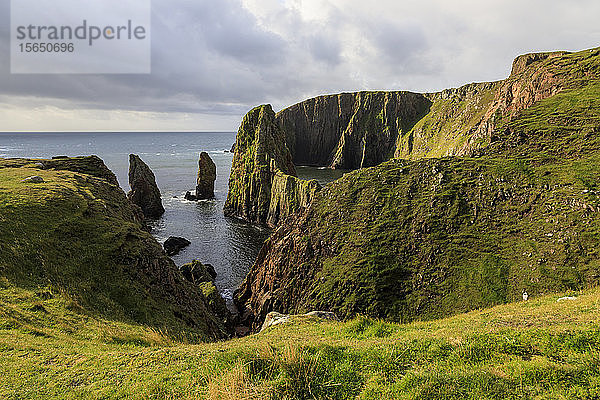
[195,152,216,200]
[127,154,165,219]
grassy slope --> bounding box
[1,282,599,399]
[0,158,227,340]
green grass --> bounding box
[1,280,599,399]
[0,158,228,340]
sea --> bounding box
[0,132,345,303]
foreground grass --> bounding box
[1,280,599,399]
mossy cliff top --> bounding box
[0,156,229,340]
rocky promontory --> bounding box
[127,154,165,219]
[0,156,230,339]
[224,104,320,226]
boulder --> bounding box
[179,260,216,284]
[259,311,339,332]
[127,154,165,219]
[195,152,216,200]
[163,236,191,256]
[22,176,44,183]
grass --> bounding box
[0,158,228,340]
[1,280,599,398]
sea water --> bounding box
[0,131,345,301]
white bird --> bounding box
[522,291,529,301]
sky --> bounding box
[0,0,599,132]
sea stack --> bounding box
[195,152,216,200]
[127,154,165,219]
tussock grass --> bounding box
[1,282,599,398]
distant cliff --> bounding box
[276,91,431,169]
[274,49,600,168]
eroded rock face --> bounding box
[196,152,216,200]
[277,91,431,170]
[127,154,165,219]
[224,104,320,226]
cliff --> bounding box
[277,91,431,169]
[224,104,320,226]
[235,47,600,330]
[275,48,600,167]
[0,156,230,340]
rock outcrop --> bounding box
[224,104,320,226]
[195,152,216,200]
[127,154,165,219]
[180,260,217,284]
[179,260,232,330]
[0,156,230,340]
[163,236,191,256]
[235,47,600,331]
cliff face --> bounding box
[235,47,600,330]
[277,91,431,169]
[274,48,600,168]
[224,105,320,226]
[0,156,230,340]
[127,154,165,219]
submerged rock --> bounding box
[164,236,191,256]
[195,152,216,200]
[127,154,165,219]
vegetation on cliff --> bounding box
[224,104,320,226]
[0,157,229,340]
[235,48,600,329]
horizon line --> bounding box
[0,130,236,134]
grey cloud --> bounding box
[1,0,600,131]
[308,34,342,66]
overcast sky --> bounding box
[1,0,599,132]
